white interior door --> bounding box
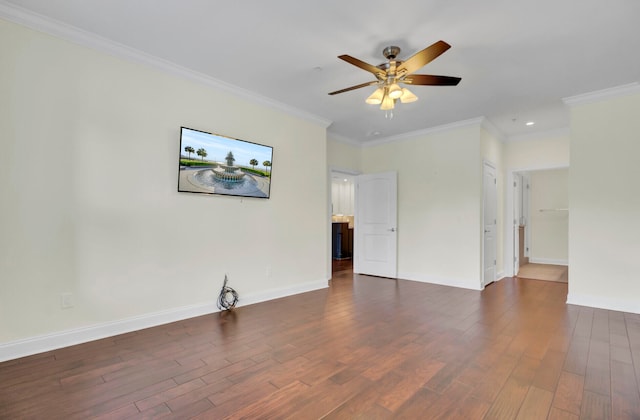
[354,172,397,278]
[483,163,497,287]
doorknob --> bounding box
[389,228,396,232]
[484,229,490,233]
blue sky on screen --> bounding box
[181,128,272,167]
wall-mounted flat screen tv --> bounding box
[178,127,273,199]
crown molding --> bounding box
[362,117,484,148]
[0,2,331,128]
[563,82,640,107]
[480,117,506,143]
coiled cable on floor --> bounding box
[217,274,239,310]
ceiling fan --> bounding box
[329,40,461,113]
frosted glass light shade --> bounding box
[365,87,384,104]
[380,94,395,110]
[399,88,418,103]
[388,83,402,99]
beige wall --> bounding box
[362,125,484,289]
[504,132,570,171]
[327,137,362,173]
[0,19,329,351]
[567,90,640,313]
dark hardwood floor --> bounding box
[2,272,640,419]
[332,258,353,274]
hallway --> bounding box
[517,263,568,283]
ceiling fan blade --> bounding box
[338,55,386,78]
[403,74,461,86]
[329,81,379,95]
[397,40,451,76]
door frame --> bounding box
[482,160,497,288]
[504,164,569,277]
[328,167,360,278]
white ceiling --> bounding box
[3,0,639,143]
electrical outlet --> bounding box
[60,293,73,309]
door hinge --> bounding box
[494,178,497,184]
[494,259,496,265]
[513,181,517,187]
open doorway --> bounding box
[513,167,569,283]
[331,171,355,274]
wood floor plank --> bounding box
[376,359,445,412]
[482,377,530,419]
[92,402,140,420]
[552,371,584,415]
[424,381,474,419]
[548,407,579,420]
[581,390,612,419]
[280,375,372,419]
[450,394,492,419]
[134,377,206,412]
[563,335,590,375]
[195,381,279,419]
[223,380,311,419]
[584,339,611,396]
[532,349,566,392]
[3,275,640,418]
[516,386,554,419]
[611,359,640,419]
[470,354,520,403]
[392,386,440,418]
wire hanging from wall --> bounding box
[217,274,239,310]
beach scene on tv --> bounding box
[178,127,272,198]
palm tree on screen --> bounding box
[263,160,271,176]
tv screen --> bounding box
[178,127,273,199]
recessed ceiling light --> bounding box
[525,121,535,126]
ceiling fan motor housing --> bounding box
[382,46,401,60]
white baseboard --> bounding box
[567,293,640,314]
[236,279,328,307]
[0,279,328,363]
[398,271,482,291]
[496,271,505,281]
[529,258,568,266]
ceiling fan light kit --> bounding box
[380,93,395,111]
[365,87,384,105]
[399,88,418,104]
[388,83,403,99]
[329,40,461,114]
